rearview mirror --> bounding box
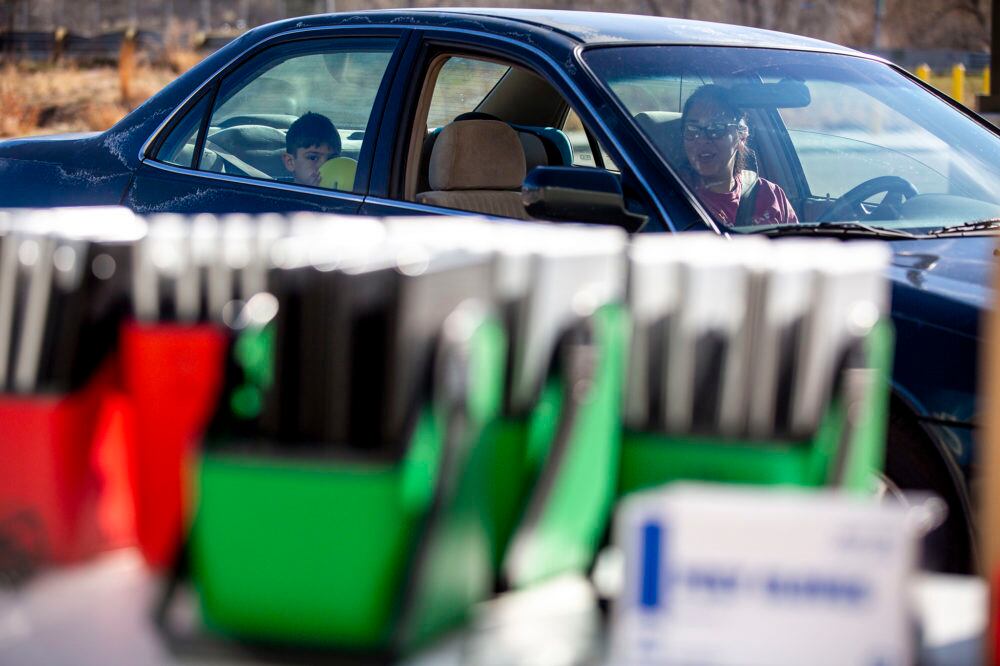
[521,167,647,232]
[731,78,811,108]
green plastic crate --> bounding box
[618,321,893,495]
[487,303,628,588]
[188,316,506,653]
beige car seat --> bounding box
[417,119,529,219]
[415,125,547,195]
[633,111,684,166]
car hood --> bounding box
[887,235,994,348]
[889,236,994,308]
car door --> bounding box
[359,29,671,230]
[125,29,409,215]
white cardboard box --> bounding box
[611,484,919,666]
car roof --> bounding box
[272,8,862,55]
[417,8,858,51]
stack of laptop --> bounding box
[625,234,889,441]
[0,207,141,394]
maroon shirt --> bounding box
[694,174,799,228]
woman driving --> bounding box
[680,84,798,227]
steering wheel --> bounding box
[817,175,919,223]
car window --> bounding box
[156,93,213,168]
[405,54,626,218]
[586,45,1000,232]
[426,57,510,129]
[601,74,709,115]
[563,108,619,172]
[778,80,950,200]
[155,38,397,194]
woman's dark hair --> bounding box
[681,84,752,175]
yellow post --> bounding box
[985,66,992,96]
[915,63,931,82]
[952,63,966,103]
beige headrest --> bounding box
[634,111,685,165]
[429,120,526,191]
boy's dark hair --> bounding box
[285,112,341,155]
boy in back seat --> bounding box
[282,112,338,187]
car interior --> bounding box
[402,54,620,219]
[616,80,808,227]
[415,117,530,219]
[152,36,1000,235]
[592,49,1000,231]
[165,96,365,187]
[156,45,391,191]
[154,46,628,221]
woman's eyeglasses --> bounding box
[683,122,738,141]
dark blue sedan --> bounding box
[0,8,994,572]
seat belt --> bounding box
[734,170,760,227]
[203,141,272,180]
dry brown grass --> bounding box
[163,19,205,75]
[0,65,41,136]
[0,62,178,138]
[165,49,203,75]
[82,103,129,132]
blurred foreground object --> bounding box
[621,235,892,494]
[0,546,989,665]
[0,207,140,574]
[0,207,900,662]
[979,234,1000,663]
[612,484,926,666]
[171,215,631,656]
[122,214,265,569]
[383,217,630,590]
[170,214,502,654]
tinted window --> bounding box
[426,58,509,128]
[778,80,950,199]
[563,108,618,171]
[408,54,636,218]
[587,45,1000,232]
[155,93,212,168]
[157,38,396,194]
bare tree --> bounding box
[889,0,991,50]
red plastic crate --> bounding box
[120,322,227,569]
[0,362,125,567]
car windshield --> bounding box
[583,46,1000,234]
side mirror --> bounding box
[522,166,647,232]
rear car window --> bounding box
[426,57,510,128]
[154,38,397,194]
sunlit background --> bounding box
[0,0,993,136]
